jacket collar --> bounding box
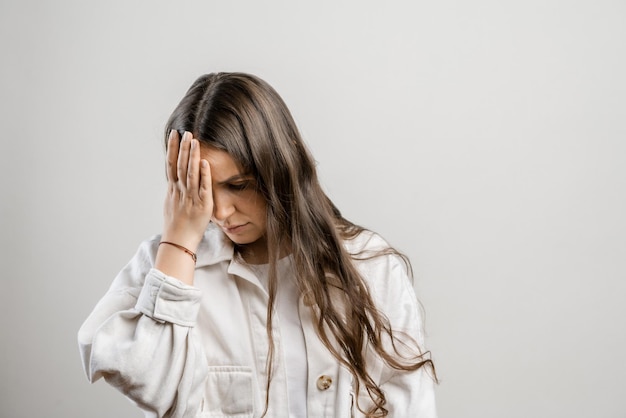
[195,223,235,267]
[195,223,270,293]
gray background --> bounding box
[1,1,625,417]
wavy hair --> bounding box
[164,72,435,416]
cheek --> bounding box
[255,207,267,229]
[247,194,267,224]
[234,190,266,215]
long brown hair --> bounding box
[165,72,435,416]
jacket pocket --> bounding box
[198,366,254,417]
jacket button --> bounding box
[316,375,333,391]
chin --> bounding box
[228,235,261,246]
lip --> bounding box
[223,223,249,234]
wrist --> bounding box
[160,231,202,253]
[154,242,197,285]
[159,241,197,263]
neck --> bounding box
[237,238,290,265]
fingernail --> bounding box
[191,139,196,149]
[168,129,176,140]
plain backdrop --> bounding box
[1,1,625,417]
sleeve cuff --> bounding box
[135,268,202,327]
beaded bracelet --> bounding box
[159,241,197,264]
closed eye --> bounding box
[227,182,251,191]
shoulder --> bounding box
[105,234,160,292]
[343,230,411,284]
[135,224,234,268]
[110,224,234,292]
[342,229,391,255]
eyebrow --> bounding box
[217,174,253,185]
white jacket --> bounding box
[78,224,437,417]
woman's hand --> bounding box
[155,130,212,284]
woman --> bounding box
[78,72,437,417]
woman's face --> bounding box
[201,146,268,262]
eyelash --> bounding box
[227,182,250,191]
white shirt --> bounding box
[78,224,437,417]
[250,257,308,417]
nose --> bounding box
[212,190,236,222]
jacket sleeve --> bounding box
[77,238,208,418]
[357,237,438,417]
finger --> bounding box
[177,131,192,188]
[186,138,201,194]
[166,130,179,183]
[199,159,212,205]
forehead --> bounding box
[199,146,244,180]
